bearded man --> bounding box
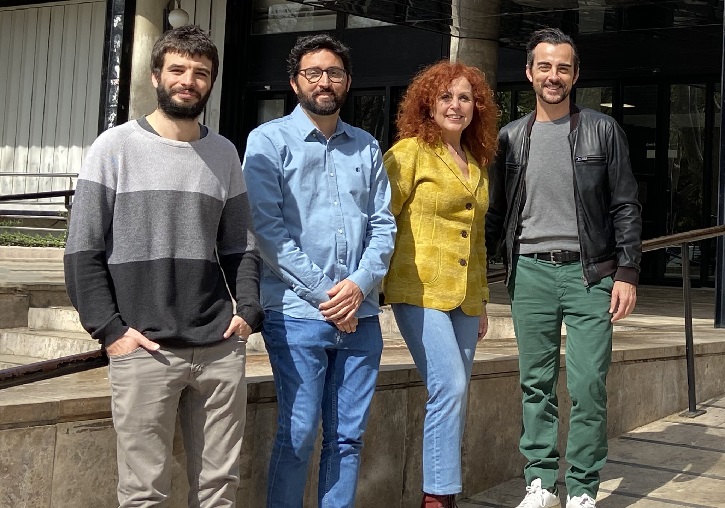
[64,25,262,507]
[241,34,396,508]
[486,28,642,508]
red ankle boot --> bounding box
[421,493,457,508]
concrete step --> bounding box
[0,353,46,369]
[0,328,100,360]
[28,306,84,333]
[0,214,67,229]
[0,245,65,261]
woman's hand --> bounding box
[478,304,489,342]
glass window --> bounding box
[515,90,536,119]
[252,0,336,34]
[575,87,614,115]
[496,90,512,129]
[347,15,394,28]
[353,92,386,145]
[257,98,285,125]
[663,84,707,278]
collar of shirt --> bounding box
[290,104,354,141]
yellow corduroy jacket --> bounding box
[382,137,489,316]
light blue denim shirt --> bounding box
[242,105,396,320]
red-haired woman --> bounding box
[383,61,499,508]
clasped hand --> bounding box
[319,279,363,333]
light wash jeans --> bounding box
[392,304,479,495]
[262,310,383,508]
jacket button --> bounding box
[465,203,473,210]
[461,230,468,238]
[459,259,467,266]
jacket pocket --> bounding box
[575,155,606,163]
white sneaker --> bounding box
[566,493,596,508]
[516,478,561,508]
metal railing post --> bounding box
[679,242,706,417]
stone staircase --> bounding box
[0,213,68,239]
[0,306,99,369]
[0,302,415,371]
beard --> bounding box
[296,86,347,116]
[534,81,571,105]
[156,84,212,119]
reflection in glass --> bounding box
[347,15,394,28]
[496,90,512,129]
[576,87,613,115]
[252,0,336,34]
[516,90,535,119]
[257,99,285,126]
[353,94,386,144]
[665,84,706,277]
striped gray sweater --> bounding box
[64,120,263,348]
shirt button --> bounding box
[459,259,467,266]
[461,230,468,238]
[329,172,334,176]
[338,228,343,234]
[339,259,344,264]
[465,203,473,210]
[334,200,338,205]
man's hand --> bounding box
[335,316,359,334]
[478,305,489,342]
[319,279,363,323]
[224,315,252,339]
[609,281,637,322]
[105,327,159,357]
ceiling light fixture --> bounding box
[167,0,189,28]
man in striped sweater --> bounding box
[64,26,262,507]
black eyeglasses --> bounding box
[297,67,348,84]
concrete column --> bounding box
[128,0,168,120]
[449,0,501,91]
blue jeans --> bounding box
[262,310,384,508]
[391,304,479,495]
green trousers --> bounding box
[508,254,614,498]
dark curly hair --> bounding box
[395,60,499,167]
[151,25,219,83]
[287,34,352,79]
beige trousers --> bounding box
[108,338,247,508]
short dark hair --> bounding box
[151,25,219,83]
[526,28,579,73]
[286,34,352,79]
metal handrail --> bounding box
[642,225,725,252]
[0,189,75,202]
[0,173,77,208]
[0,172,78,177]
[2,227,725,392]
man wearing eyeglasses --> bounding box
[242,34,396,508]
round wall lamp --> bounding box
[167,1,189,28]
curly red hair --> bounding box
[395,60,499,166]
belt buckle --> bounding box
[549,250,563,264]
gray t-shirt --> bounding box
[516,114,580,254]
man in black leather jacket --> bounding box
[485,28,642,508]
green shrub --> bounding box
[0,230,67,248]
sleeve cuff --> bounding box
[236,303,265,334]
[347,269,375,297]
[92,314,128,348]
[614,266,639,286]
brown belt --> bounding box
[521,251,581,263]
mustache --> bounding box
[171,87,201,98]
[313,88,336,97]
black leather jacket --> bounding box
[485,104,642,286]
